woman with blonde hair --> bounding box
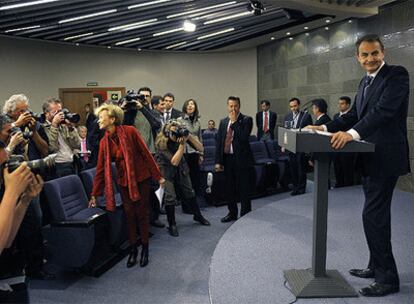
[89,104,164,268]
[155,119,210,237]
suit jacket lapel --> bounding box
[360,64,389,116]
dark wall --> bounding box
[257,0,414,191]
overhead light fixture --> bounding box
[115,37,141,46]
[108,19,158,32]
[325,19,331,23]
[107,46,112,49]
[348,19,353,23]
[286,32,291,36]
[304,26,309,30]
[197,27,235,40]
[305,33,310,36]
[63,32,94,41]
[0,0,61,11]
[325,27,329,30]
[204,11,252,25]
[75,43,79,46]
[128,0,172,9]
[137,48,142,51]
[153,27,183,36]
[166,41,187,49]
[59,9,117,24]
[247,0,265,16]
[167,2,236,19]
[4,25,41,33]
[289,37,293,40]
[183,20,196,32]
[270,37,275,40]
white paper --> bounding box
[155,186,164,208]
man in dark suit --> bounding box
[283,97,313,195]
[332,96,356,188]
[84,103,96,133]
[256,100,277,140]
[215,96,254,222]
[163,92,182,121]
[307,34,410,297]
[311,98,331,126]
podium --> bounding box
[278,127,375,298]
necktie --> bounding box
[166,111,171,121]
[81,139,88,162]
[264,112,269,133]
[357,75,373,117]
[224,123,233,154]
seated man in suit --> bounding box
[256,100,277,141]
[307,34,410,297]
[215,96,254,222]
[283,97,313,196]
[333,96,357,188]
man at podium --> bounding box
[307,34,410,297]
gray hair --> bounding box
[3,94,29,114]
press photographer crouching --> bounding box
[3,94,55,281]
[155,120,210,237]
[0,114,44,304]
[42,98,80,178]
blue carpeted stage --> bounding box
[209,186,414,304]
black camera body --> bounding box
[10,126,32,140]
[27,110,43,122]
[61,108,80,124]
[120,90,146,109]
[171,126,190,138]
[7,154,56,176]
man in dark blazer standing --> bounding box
[215,96,254,222]
[163,92,182,121]
[333,96,356,187]
[307,34,410,297]
[256,100,277,140]
[283,97,313,195]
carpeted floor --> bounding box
[209,186,414,304]
[30,192,291,304]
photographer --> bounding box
[155,120,210,237]
[42,98,80,178]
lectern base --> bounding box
[284,269,358,298]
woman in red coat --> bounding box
[88,104,164,268]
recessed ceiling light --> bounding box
[348,20,353,23]
[325,27,329,30]
[167,1,236,19]
[197,27,235,40]
[138,48,142,51]
[115,37,141,46]
[305,33,310,36]
[153,27,183,36]
[325,19,331,23]
[304,26,309,30]
[289,37,293,40]
[165,41,187,49]
[4,25,41,33]
[0,0,61,11]
[59,9,117,24]
[107,46,112,49]
[286,32,291,36]
[75,43,79,46]
[63,32,94,41]
[271,37,275,40]
[183,20,196,32]
[108,19,158,32]
[128,0,172,9]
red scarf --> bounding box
[102,126,141,211]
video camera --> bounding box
[119,90,146,109]
[164,120,190,138]
[7,154,56,176]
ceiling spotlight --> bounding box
[107,46,112,49]
[348,19,353,23]
[247,0,265,16]
[183,20,196,32]
[289,37,293,40]
[286,32,291,36]
[304,26,308,30]
[305,33,310,36]
[138,48,142,51]
[325,27,329,30]
[271,37,275,40]
[325,19,331,23]
[75,43,79,46]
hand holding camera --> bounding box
[3,162,34,198]
[14,112,33,128]
[51,111,65,128]
[8,131,26,152]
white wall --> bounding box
[0,36,257,129]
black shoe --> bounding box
[27,270,56,280]
[127,246,138,268]
[168,225,179,237]
[349,268,375,279]
[140,244,149,267]
[221,214,237,223]
[194,215,210,226]
[150,219,165,228]
[359,282,399,297]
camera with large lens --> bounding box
[61,108,80,124]
[10,126,32,140]
[7,154,56,176]
[120,90,146,109]
[171,125,190,138]
[27,110,44,122]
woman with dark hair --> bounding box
[155,120,210,237]
[177,99,203,205]
[89,104,164,268]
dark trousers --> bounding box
[362,176,399,285]
[119,180,150,246]
[185,153,201,196]
[16,203,44,276]
[149,181,161,223]
[0,283,29,304]
[223,154,251,217]
[288,152,307,192]
[54,162,75,178]
[333,153,356,187]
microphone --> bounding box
[206,172,213,194]
[297,100,313,132]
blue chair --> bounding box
[203,138,216,147]
[42,175,109,269]
[265,140,291,190]
[250,141,278,193]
